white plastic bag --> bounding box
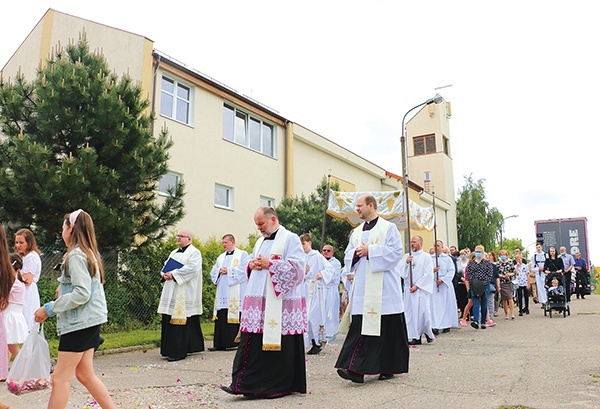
[6,324,51,395]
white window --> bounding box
[161,76,193,125]
[158,172,181,197]
[260,196,276,207]
[223,104,276,157]
[215,184,233,210]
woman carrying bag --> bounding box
[34,210,115,409]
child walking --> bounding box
[34,209,115,409]
[6,253,28,360]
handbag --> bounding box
[471,278,487,297]
[6,324,52,395]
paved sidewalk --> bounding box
[3,295,600,408]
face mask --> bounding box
[475,252,483,259]
[560,252,566,256]
[460,255,467,260]
[500,255,507,261]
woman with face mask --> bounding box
[465,245,493,329]
[497,250,516,319]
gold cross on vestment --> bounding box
[367,308,378,317]
[268,318,279,328]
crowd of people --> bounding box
[1,200,592,406]
[158,199,593,399]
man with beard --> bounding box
[221,207,306,399]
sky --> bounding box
[1,1,598,261]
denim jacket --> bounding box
[43,247,108,335]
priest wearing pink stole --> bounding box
[335,194,409,383]
[221,207,307,399]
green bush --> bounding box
[36,234,252,339]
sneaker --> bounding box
[486,320,496,327]
[470,321,479,329]
[460,319,467,327]
[480,324,487,329]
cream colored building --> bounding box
[1,9,457,247]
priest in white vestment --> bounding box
[335,194,409,383]
[158,230,204,361]
[300,234,334,355]
[221,207,307,399]
[209,233,249,351]
[399,235,434,345]
[431,240,458,334]
[321,244,342,342]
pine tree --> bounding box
[0,36,184,248]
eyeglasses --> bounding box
[176,235,190,239]
[322,249,332,252]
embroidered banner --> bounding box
[326,189,434,231]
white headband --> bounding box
[69,209,84,226]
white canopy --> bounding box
[326,189,435,231]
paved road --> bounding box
[3,295,600,408]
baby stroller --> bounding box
[544,273,570,318]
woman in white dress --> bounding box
[14,228,42,331]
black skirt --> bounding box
[58,324,101,352]
[335,313,410,375]
[160,314,205,360]
[228,332,306,395]
[212,309,240,350]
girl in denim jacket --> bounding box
[34,210,115,409]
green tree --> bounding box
[276,178,353,260]
[456,174,502,251]
[497,237,526,258]
[0,36,184,248]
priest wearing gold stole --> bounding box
[158,230,204,362]
[209,234,249,351]
[221,207,307,399]
[335,194,409,383]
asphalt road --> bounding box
[3,295,599,408]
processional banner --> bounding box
[326,189,435,231]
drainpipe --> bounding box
[285,121,294,198]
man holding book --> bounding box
[158,230,205,361]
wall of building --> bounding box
[2,9,153,102]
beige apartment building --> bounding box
[1,9,457,248]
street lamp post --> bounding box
[401,94,444,286]
[499,214,519,249]
[401,95,444,248]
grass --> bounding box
[46,322,214,358]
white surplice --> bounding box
[210,248,249,319]
[304,250,334,346]
[323,256,342,339]
[430,253,458,330]
[399,250,434,340]
[343,218,404,333]
[531,250,548,305]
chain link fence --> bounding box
[38,246,169,339]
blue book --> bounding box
[161,257,184,273]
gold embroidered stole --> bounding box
[350,219,389,336]
[211,250,242,323]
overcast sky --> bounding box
[2,1,598,260]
